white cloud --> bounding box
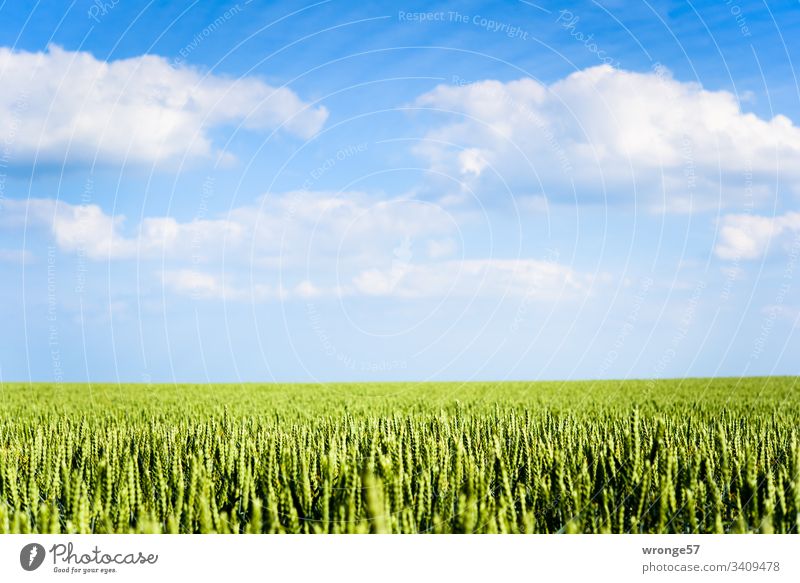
[350,258,601,300]
[426,238,458,259]
[715,212,800,260]
[0,45,327,167]
[414,66,800,212]
[458,148,488,176]
[2,192,457,267]
[161,258,600,303]
[234,191,459,269]
[295,280,322,299]
[20,198,128,258]
[5,193,602,303]
[161,269,285,301]
[1,198,243,260]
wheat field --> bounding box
[0,378,798,533]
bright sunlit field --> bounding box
[1,378,798,533]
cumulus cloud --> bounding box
[161,258,598,303]
[0,45,327,167]
[162,257,598,302]
[161,270,338,302]
[1,198,244,260]
[4,192,598,302]
[1,191,457,267]
[715,212,800,260]
[426,238,458,259]
[350,258,600,300]
[161,269,286,301]
[458,148,488,176]
[414,66,800,212]
[232,191,460,269]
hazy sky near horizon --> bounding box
[1,0,799,383]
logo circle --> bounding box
[20,543,46,571]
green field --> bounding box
[0,378,798,533]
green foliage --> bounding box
[0,378,798,533]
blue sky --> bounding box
[0,0,799,383]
